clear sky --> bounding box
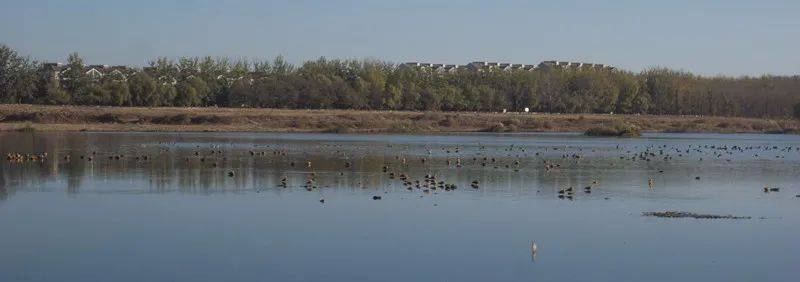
[1,0,797,76]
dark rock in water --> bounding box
[227,171,235,177]
[372,196,382,200]
[643,211,750,219]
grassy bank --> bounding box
[0,104,798,134]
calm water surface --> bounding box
[0,131,798,282]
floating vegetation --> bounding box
[643,211,751,219]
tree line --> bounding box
[2,44,799,118]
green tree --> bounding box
[384,83,403,110]
[174,82,199,106]
[155,83,177,106]
[105,80,130,106]
[0,44,37,103]
[4,43,800,118]
[174,76,207,106]
[61,53,90,104]
[614,74,641,114]
[39,76,70,104]
[632,92,652,114]
[128,72,157,106]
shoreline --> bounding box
[1,104,798,134]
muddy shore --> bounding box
[1,104,798,134]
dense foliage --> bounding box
[1,44,799,118]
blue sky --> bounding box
[1,0,798,76]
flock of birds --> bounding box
[4,141,799,201]
[4,139,799,260]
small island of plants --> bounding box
[585,121,642,137]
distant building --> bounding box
[84,65,109,81]
[402,60,615,72]
[537,60,615,71]
[106,66,134,82]
[41,63,140,83]
[40,63,65,85]
[466,61,487,71]
[400,62,461,73]
[443,64,460,73]
[158,76,177,85]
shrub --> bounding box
[794,103,800,119]
[190,115,232,124]
[437,118,455,127]
[1,113,42,122]
[485,122,516,133]
[92,113,122,123]
[325,126,356,133]
[151,114,191,125]
[585,121,641,137]
[387,121,428,133]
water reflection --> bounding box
[2,131,800,203]
[1,131,799,282]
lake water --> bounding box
[1,131,798,282]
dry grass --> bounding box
[0,104,798,134]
